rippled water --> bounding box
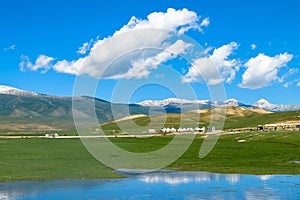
[0,171,299,199]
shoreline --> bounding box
[1,169,300,183]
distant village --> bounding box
[257,123,300,131]
[43,123,300,139]
[148,122,300,134]
[148,126,216,134]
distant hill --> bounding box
[0,86,149,131]
[101,106,300,133]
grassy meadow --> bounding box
[0,138,120,182]
[1,131,300,182]
[101,107,300,134]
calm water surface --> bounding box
[0,171,299,199]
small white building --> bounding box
[45,133,59,138]
[170,128,176,132]
[161,128,171,133]
[161,127,177,133]
[187,128,194,132]
[206,126,216,132]
[148,129,156,134]
[194,127,205,132]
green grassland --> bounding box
[223,109,300,130]
[1,107,300,181]
[1,131,300,182]
[100,107,300,134]
[0,138,120,181]
[172,131,300,174]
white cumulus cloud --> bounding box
[77,42,90,55]
[111,40,192,79]
[250,44,256,50]
[77,37,99,55]
[20,8,208,79]
[239,52,293,89]
[182,42,240,85]
[114,8,205,35]
[19,55,55,73]
[53,58,86,75]
[200,17,210,27]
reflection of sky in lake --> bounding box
[0,171,299,199]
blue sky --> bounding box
[1,0,300,104]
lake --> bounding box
[0,171,299,199]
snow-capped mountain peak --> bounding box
[224,98,239,106]
[136,98,209,107]
[0,85,39,96]
[251,98,300,112]
[137,97,300,112]
[251,99,298,112]
[253,99,271,106]
[252,99,275,110]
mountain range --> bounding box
[136,98,300,112]
[0,85,149,130]
[1,85,300,113]
[0,85,300,131]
